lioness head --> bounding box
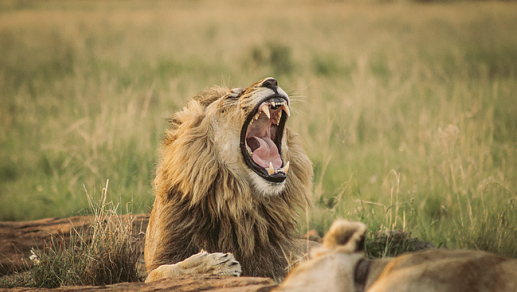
[274,220,367,292]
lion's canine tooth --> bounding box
[268,162,275,175]
[282,161,290,173]
[281,104,290,117]
[262,104,271,119]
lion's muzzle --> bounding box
[239,78,291,183]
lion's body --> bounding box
[145,78,314,281]
[275,220,517,292]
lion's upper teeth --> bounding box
[261,104,271,119]
[281,104,290,117]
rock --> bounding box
[301,230,322,243]
[368,229,436,258]
[374,229,436,250]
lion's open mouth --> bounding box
[240,95,290,183]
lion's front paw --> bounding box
[179,250,242,276]
[206,252,242,276]
[145,251,242,283]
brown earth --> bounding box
[5,276,277,292]
[0,215,149,276]
[0,215,278,291]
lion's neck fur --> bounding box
[149,187,301,278]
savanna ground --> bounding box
[1,0,516,282]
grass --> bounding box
[0,0,516,265]
[17,180,142,288]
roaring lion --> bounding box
[145,78,315,282]
[275,219,517,292]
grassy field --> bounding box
[1,0,516,258]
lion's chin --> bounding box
[249,171,286,196]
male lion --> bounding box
[145,78,315,282]
[275,219,517,292]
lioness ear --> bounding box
[323,219,367,253]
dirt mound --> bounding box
[6,276,277,292]
[0,215,148,276]
[0,215,277,291]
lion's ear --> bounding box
[322,220,366,253]
[228,88,244,97]
[192,86,228,107]
[167,100,207,132]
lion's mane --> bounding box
[145,86,313,278]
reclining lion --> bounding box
[275,219,517,292]
[145,78,316,282]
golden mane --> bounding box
[145,79,313,278]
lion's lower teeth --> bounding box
[268,162,275,175]
[282,161,290,173]
[265,161,290,175]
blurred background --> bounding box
[1,0,516,257]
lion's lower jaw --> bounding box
[249,171,286,196]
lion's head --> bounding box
[146,77,313,278]
[187,77,292,196]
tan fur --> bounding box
[145,78,314,282]
[275,220,517,292]
[145,251,241,283]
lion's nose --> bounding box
[261,78,278,89]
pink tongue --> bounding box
[251,137,282,169]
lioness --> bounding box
[145,78,316,282]
[275,219,517,292]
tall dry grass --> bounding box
[30,180,143,288]
[0,0,516,258]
